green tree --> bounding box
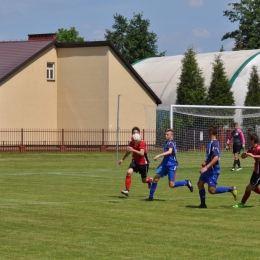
[207,54,235,106]
[56,27,84,43]
[105,13,165,64]
[176,47,207,105]
[174,47,207,130]
[243,65,260,128]
[222,0,260,50]
[207,54,235,127]
[220,45,225,52]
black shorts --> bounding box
[129,161,149,178]
[250,171,260,186]
[233,144,242,154]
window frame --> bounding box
[47,62,55,81]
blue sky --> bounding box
[0,0,238,56]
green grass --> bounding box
[0,152,259,259]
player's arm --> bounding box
[118,151,131,164]
[154,148,173,161]
[201,160,207,167]
[241,152,248,159]
[127,146,144,156]
[244,153,260,159]
[226,131,233,144]
[200,156,218,174]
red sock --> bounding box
[146,177,152,183]
[254,187,260,194]
[125,176,132,190]
[241,190,251,204]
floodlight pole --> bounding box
[116,94,121,169]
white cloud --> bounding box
[188,0,204,8]
[192,28,210,38]
[224,41,235,51]
[86,30,105,41]
[158,31,183,45]
[194,47,203,54]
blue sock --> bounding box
[174,180,187,187]
[149,183,157,198]
[215,187,229,193]
[199,189,206,205]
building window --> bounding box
[47,63,55,80]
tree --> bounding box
[243,65,260,128]
[207,54,235,106]
[207,54,235,127]
[56,27,84,43]
[220,45,225,52]
[175,47,207,130]
[176,47,207,105]
[222,0,260,50]
[105,13,165,64]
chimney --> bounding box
[28,33,56,41]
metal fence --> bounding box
[0,129,160,152]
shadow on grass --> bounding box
[141,198,166,202]
[185,205,207,209]
[220,205,254,208]
[109,196,129,199]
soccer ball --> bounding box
[131,133,141,144]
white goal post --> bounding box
[169,105,260,169]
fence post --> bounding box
[19,128,26,152]
[100,129,106,152]
[60,129,66,152]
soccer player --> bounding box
[119,126,152,196]
[226,122,245,171]
[233,132,260,208]
[147,128,193,201]
[198,125,237,208]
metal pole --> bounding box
[116,95,121,169]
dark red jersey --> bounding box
[247,144,260,173]
[129,139,148,165]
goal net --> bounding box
[169,105,260,170]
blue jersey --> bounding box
[161,139,178,167]
[206,139,220,174]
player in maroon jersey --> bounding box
[119,126,152,196]
[233,132,260,208]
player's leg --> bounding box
[207,173,237,200]
[234,172,260,208]
[236,146,242,170]
[168,166,193,192]
[197,178,207,208]
[121,163,135,196]
[147,166,164,200]
[140,164,153,188]
[233,145,242,171]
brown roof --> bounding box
[0,40,162,105]
[0,39,55,83]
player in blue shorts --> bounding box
[198,125,238,208]
[147,128,193,201]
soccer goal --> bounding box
[170,105,260,169]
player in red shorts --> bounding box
[119,126,152,196]
[233,132,260,208]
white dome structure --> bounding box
[132,49,260,108]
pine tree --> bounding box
[243,65,260,128]
[176,47,207,105]
[207,54,235,127]
[207,54,235,106]
[175,47,207,129]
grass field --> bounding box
[1,152,260,259]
